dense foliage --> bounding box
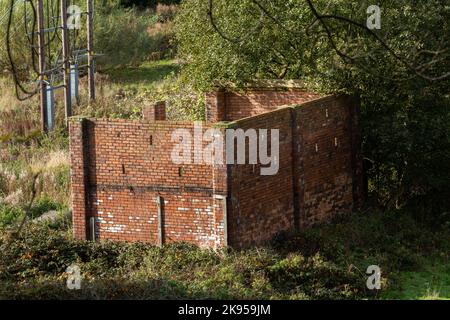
[175,0,450,220]
[0,1,449,301]
[0,211,448,299]
[0,1,176,72]
[94,6,157,68]
[119,0,181,8]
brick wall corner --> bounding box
[69,117,89,240]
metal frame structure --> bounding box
[1,0,96,132]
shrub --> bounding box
[27,197,61,220]
[174,0,450,222]
[3,210,447,300]
[94,8,156,68]
[146,21,177,60]
[268,253,362,299]
[156,4,178,22]
[139,71,205,121]
[119,1,181,8]
[274,211,450,273]
[0,2,168,74]
[0,223,364,299]
[0,204,24,228]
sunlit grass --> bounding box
[383,259,450,300]
[105,59,180,91]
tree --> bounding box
[175,0,450,220]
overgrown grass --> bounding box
[0,1,174,72]
[0,57,199,222]
[1,30,448,299]
[106,59,180,91]
[0,210,448,300]
[383,260,450,300]
[1,75,449,299]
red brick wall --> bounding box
[205,90,226,123]
[69,118,89,240]
[221,95,363,248]
[70,91,363,249]
[226,108,296,248]
[206,88,322,122]
[69,119,227,248]
[292,95,362,228]
[143,102,167,121]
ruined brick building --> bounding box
[69,83,363,249]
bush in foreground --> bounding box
[0,211,448,300]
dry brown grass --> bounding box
[148,21,174,37]
[0,77,40,137]
[0,58,200,208]
[156,4,178,22]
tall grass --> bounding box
[0,0,32,72]
[0,210,448,299]
[0,1,174,73]
[0,58,199,218]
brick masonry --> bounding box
[69,87,363,249]
[69,119,227,248]
[143,101,167,121]
[205,88,322,122]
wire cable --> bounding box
[5,0,38,100]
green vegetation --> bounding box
[95,3,177,69]
[383,260,450,300]
[0,204,23,228]
[0,0,449,300]
[0,1,176,73]
[120,0,181,9]
[175,0,450,222]
[0,210,448,300]
[107,59,180,90]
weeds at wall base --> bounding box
[0,210,448,300]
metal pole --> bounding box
[37,0,48,132]
[86,0,95,101]
[61,0,71,123]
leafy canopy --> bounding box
[175,0,450,218]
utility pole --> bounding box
[37,0,48,132]
[61,0,71,122]
[87,0,95,101]
[31,0,96,132]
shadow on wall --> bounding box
[69,84,363,249]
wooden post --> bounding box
[86,0,95,101]
[214,195,228,247]
[156,196,164,247]
[61,0,71,123]
[89,216,96,241]
[37,0,48,132]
